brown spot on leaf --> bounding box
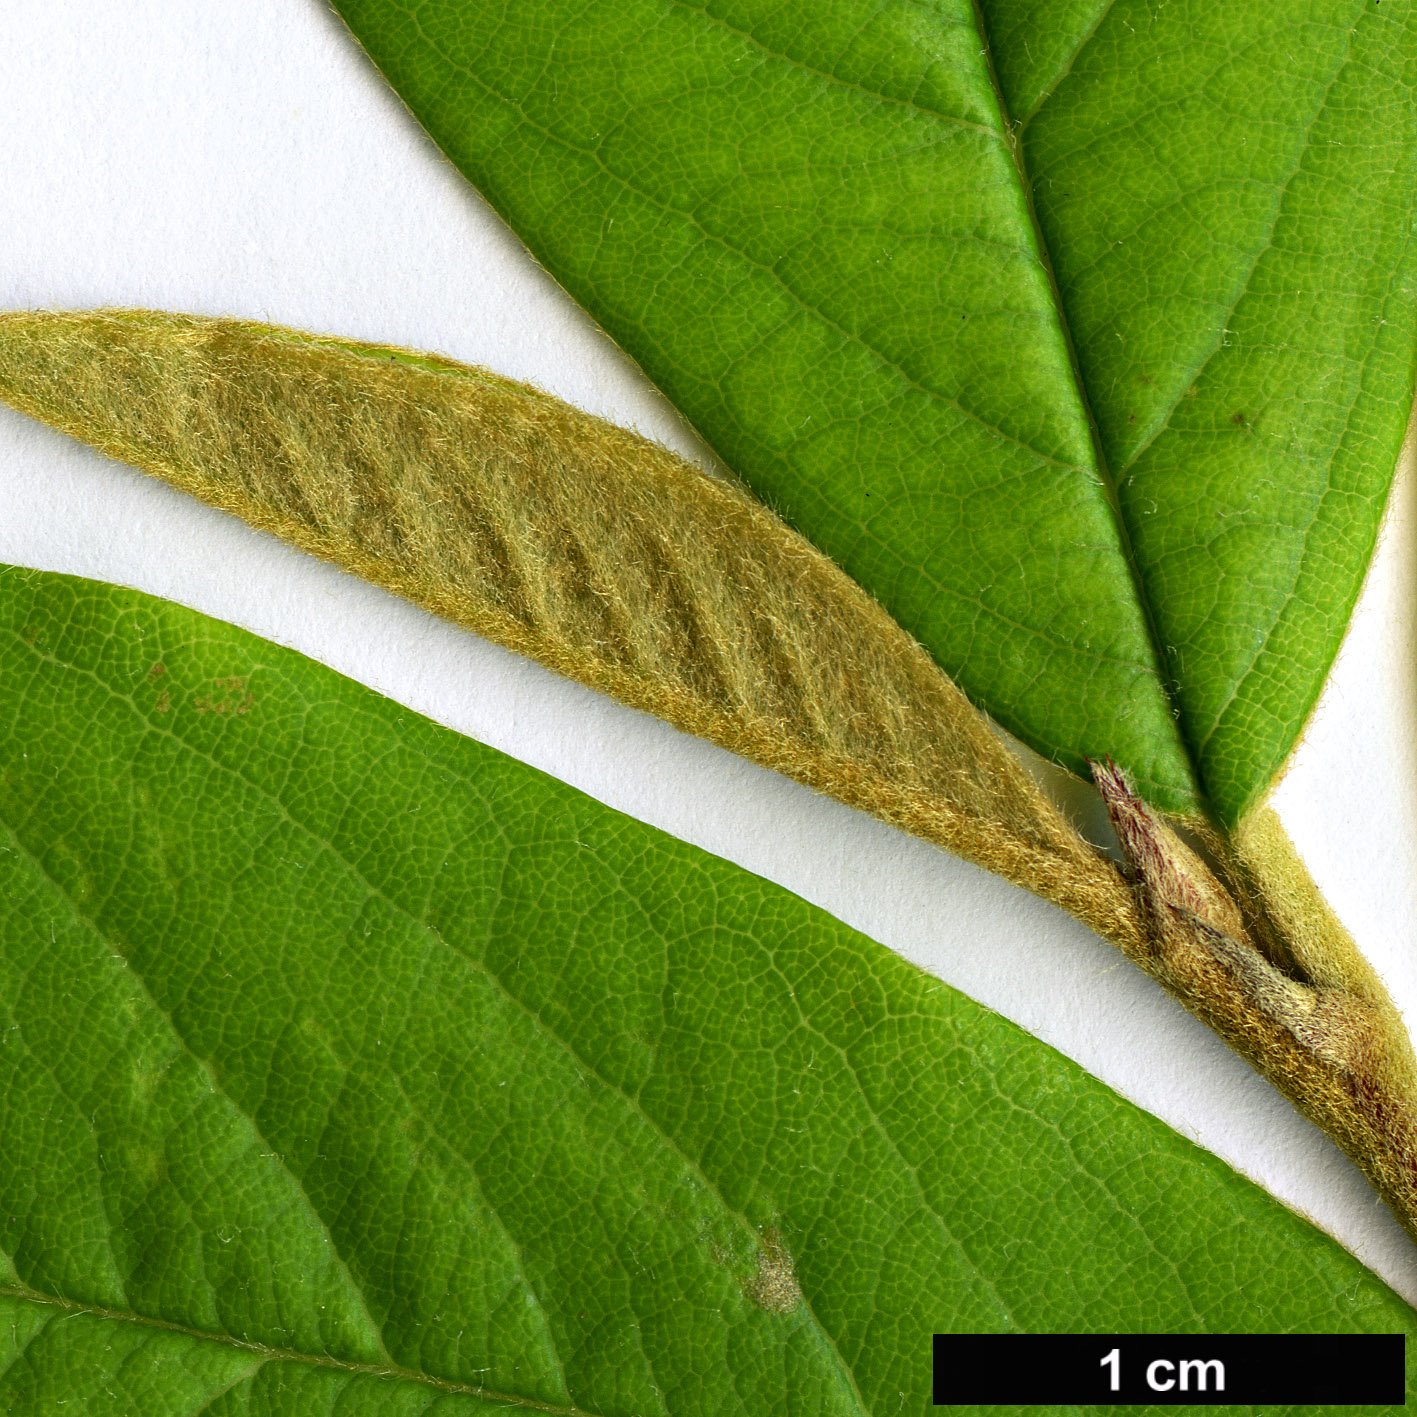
[147,662,166,680]
[743,1228,801,1315]
[194,676,256,716]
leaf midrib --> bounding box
[975,0,1364,819]
[965,0,1194,814]
[0,1281,608,1417]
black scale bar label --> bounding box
[933,1333,1405,1405]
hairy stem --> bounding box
[1095,763,1417,1246]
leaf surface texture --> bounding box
[326,0,1417,823]
[0,567,1411,1414]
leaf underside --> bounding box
[0,567,1412,1416]
[329,0,1417,825]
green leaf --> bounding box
[0,565,1412,1416]
[325,0,1417,825]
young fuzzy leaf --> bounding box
[0,566,1412,1415]
[0,307,1143,945]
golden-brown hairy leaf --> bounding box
[0,308,1141,943]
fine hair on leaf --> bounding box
[0,307,1140,945]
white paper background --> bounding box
[3,0,1416,1306]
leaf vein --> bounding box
[0,1283,615,1417]
[1016,0,1120,128]
[395,3,1089,477]
[665,0,1005,141]
[0,816,397,1373]
[1114,25,1360,487]
[5,625,869,1415]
